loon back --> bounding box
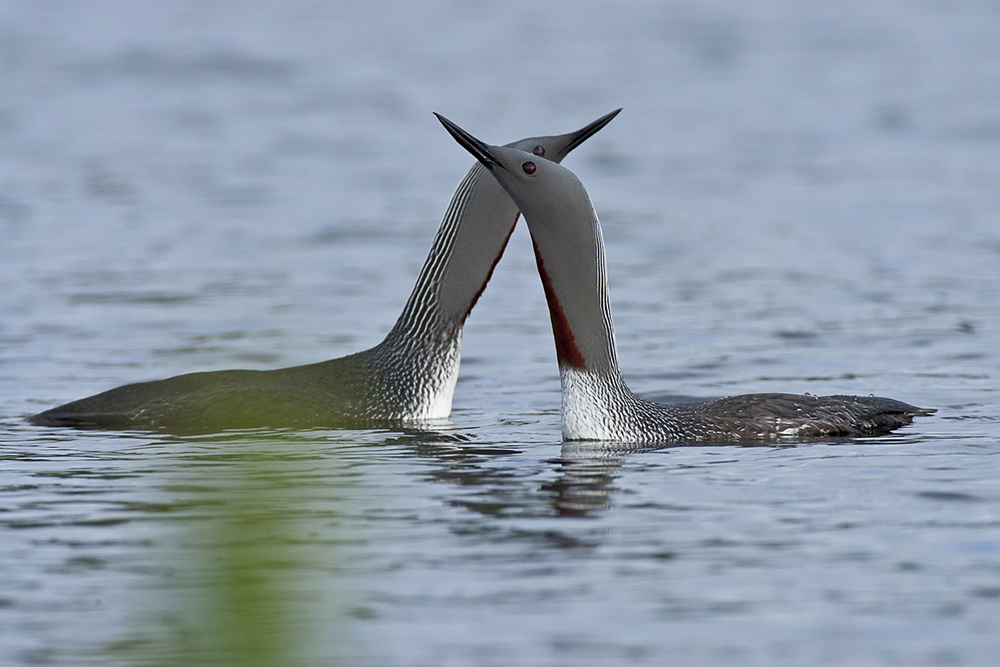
[565,385,934,443]
[29,351,424,434]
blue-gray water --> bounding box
[2,2,999,665]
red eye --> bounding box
[522,161,536,174]
[532,146,545,157]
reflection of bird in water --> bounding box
[545,449,626,517]
[28,111,620,434]
[437,115,933,444]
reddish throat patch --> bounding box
[532,238,586,369]
[462,214,519,323]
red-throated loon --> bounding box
[28,110,621,433]
[436,114,933,443]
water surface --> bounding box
[2,2,999,665]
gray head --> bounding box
[435,114,604,237]
[436,114,620,376]
[502,108,621,164]
[430,110,620,325]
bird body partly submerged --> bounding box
[29,111,621,433]
[561,366,931,442]
[436,115,933,443]
[28,340,457,433]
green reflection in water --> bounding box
[113,437,353,667]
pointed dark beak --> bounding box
[563,108,622,154]
[434,113,505,172]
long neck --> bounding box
[386,164,519,347]
[359,164,519,420]
[529,198,645,440]
[529,202,622,381]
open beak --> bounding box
[434,114,506,172]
